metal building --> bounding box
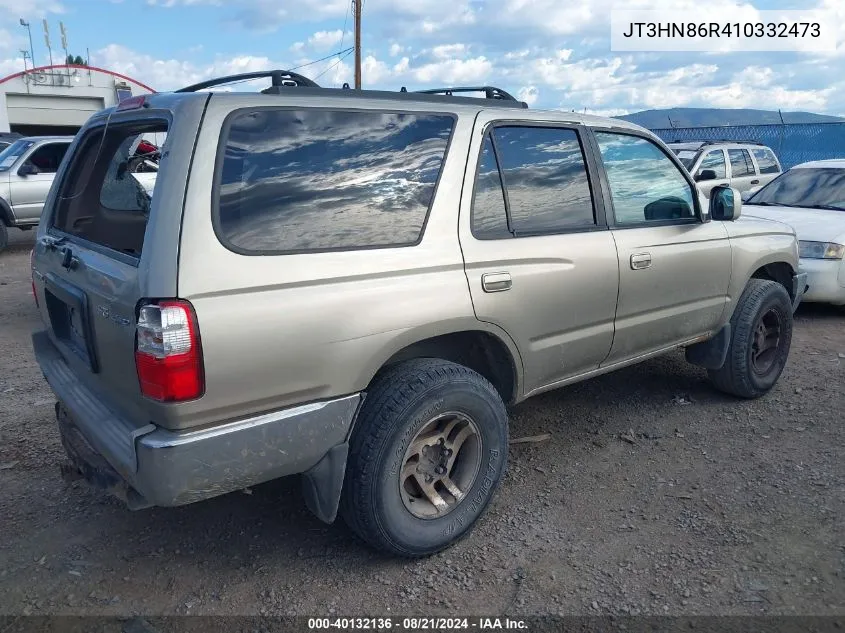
[0,64,155,136]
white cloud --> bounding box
[389,43,404,57]
[431,44,467,59]
[517,86,539,105]
[307,29,346,51]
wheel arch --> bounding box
[356,320,524,406]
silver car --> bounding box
[30,72,804,557]
[668,140,782,199]
[0,135,74,252]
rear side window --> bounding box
[751,148,779,174]
[53,122,167,257]
[471,135,510,239]
[470,125,595,239]
[215,109,455,254]
[728,149,754,177]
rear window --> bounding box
[52,122,166,258]
[215,108,455,254]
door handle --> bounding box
[482,272,512,293]
[630,253,652,270]
[750,179,759,185]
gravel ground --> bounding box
[1,227,843,617]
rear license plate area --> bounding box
[44,273,99,372]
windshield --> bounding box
[0,140,35,172]
[747,167,845,211]
[671,149,698,170]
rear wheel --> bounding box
[709,279,793,398]
[340,358,508,557]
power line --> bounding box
[339,0,351,55]
[313,48,353,83]
[290,47,353,72]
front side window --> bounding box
[697,150,726,179]
[751,148,779,174]
[594,132,696,224]
[216,109,455,254]
[26,143,70,174]
[728,149,754,177]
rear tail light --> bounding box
[134,300,204,402]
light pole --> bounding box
[19,19,35,67]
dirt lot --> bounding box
[1,227,843,618]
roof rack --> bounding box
[670,139,767,147]
[411,86,524,104]
[173,71,529,108]
[175,70,321,93]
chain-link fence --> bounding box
[650,122,845,170]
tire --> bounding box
[340,358,508,557]
[708,279,793,398]
[0,223,7,254]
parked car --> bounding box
[667,140,782,199]
[743,160,845,308]
[31,72,805,557]
[0,135,74,253]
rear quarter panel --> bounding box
[171,96,513,431]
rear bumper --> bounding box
[33,330,361,507]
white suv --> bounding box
[667,140,782,199]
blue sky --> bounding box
[0,0,842,115]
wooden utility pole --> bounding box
[353,0,362,88]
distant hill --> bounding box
[617,108,845,128]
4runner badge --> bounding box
[98,305,131,328]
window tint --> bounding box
[728,149,754,177]
[751,148,779,174]
[594,132,696,224]
[53,122,167,257]
[697,150,726,179]
[26,143,69,174]
[492,126,594,233]
[216,109,454,253]
[471,135,510,239]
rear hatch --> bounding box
[31,93,208,429]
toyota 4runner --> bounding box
[31,71,806,557]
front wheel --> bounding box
[709,279,793,398]
[0,223,7,254]
[340,359,509,557]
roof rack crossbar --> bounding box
[175,70,321,93]
[415,86,525,105]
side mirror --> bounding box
[710,185,742,221]
[17,162,37,177]
[695,168,717,182]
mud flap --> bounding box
[685,324,731,370]
[301,442,349,524]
